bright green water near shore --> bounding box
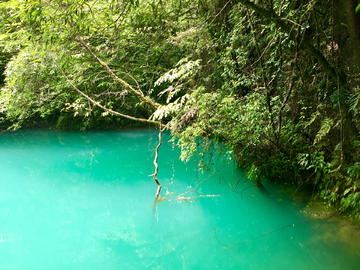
[0,129,359,269]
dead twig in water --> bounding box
[235,185,256,199]
[177,164,226,198]
[292,172,314,196]
[232,172,246,192]
[149,123,163,217]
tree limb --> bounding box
[235,0,346,84]
[343,0,360,69]
[232,172,246,192]
[152,124,163,200]
[65,16,160,109]
[75,33,160,108]
[51,55,160,125]
[277,80,293,136]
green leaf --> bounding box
[344,187,352,196]
[350,88,360,110]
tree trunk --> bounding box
[343,0,360,70]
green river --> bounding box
[0,129,359,269]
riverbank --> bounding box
[273,182,360,249]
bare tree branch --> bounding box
[235,0,346,84]
[152,123,163,199]
[64,14,160,109]
[277,80,293,136]
[51,54,160,125]
[75,33,160,108]
[251,29,278,67]
[232,172,246,192]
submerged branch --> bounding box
[177,164,226,198]
[232,172,246,192]
[152,124,163,200]
[235,185,256,199]
[150,124,163,215]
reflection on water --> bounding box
[0,129,359,269]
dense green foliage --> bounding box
[1,0,360,220]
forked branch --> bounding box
[63,12,160,109]
[74,32,160,109]
[51,55,160,125]
[149,124,163,214]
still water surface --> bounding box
[0,129,359,269]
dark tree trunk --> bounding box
[343,0,360,70]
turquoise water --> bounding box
[0,129,359,269]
